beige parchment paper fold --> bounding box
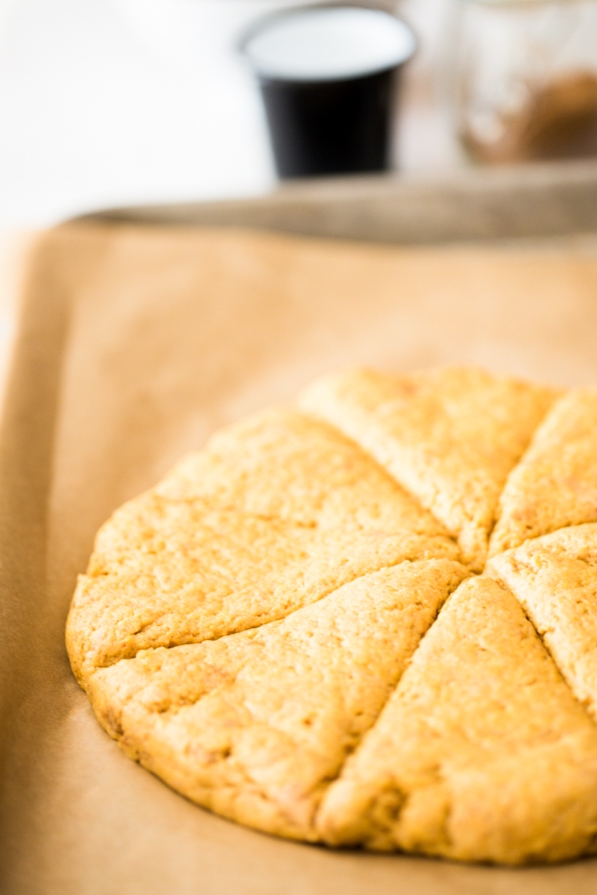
[2,223,597,894]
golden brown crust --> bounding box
[66,366,597,865]
[86,560,468,841]
[316,577,597,864]
[298,367,558,571]
[66,408,458,681]
[490,389,597,555]
[488,524,597,722]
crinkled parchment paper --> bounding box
[2,223,597,894]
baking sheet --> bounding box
[2,222,597,894]
[84,158,597,245]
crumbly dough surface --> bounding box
[67,408,456,682]
[87,560,468,841]
[66,367,597,865]
[490,389,597,555]
[298,367,557,570]
[489,524,597,722]
[317,577,597,864]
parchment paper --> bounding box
[2,223,597,895]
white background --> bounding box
[0,0,463,227]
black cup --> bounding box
[240,4,417,179]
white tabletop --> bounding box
[0,0,466,400]
[0,0,464,229]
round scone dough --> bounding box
[66,367,597,865]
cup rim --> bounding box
[237,2,418,85]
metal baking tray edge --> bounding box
[78,158,597,245]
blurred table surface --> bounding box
[0,0,463,393]
[0,0,464,229]
[3,0,594,401]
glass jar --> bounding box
[455,0,597,163]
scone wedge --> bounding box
[299,367,557,570]
[67,408,458,682]
[317,577,597,864]
[489,524,597,721]
[490,389,597,555]
[86,560,468,840]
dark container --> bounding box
[258,66,397,178]
[241,5,417,179]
